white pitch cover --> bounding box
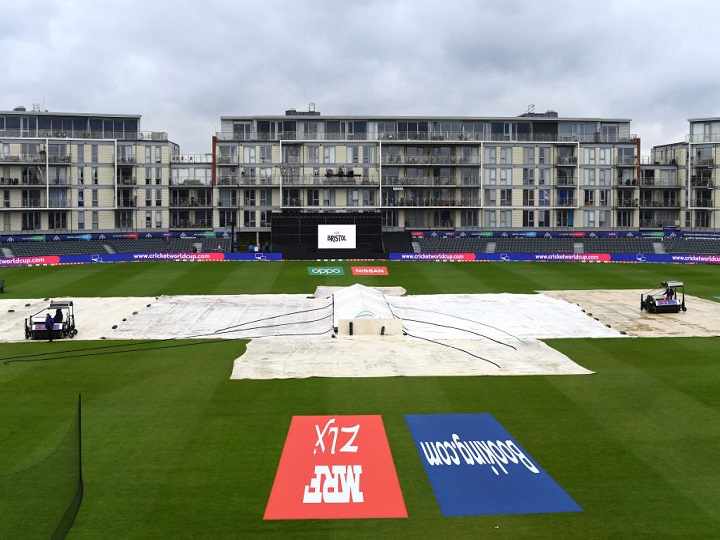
[317,224,357,249]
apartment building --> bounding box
[0,106,178,233]
[645,117,720,231]
[2,105,718,236]
[216,107,642,232]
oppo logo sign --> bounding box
[307,266,345,276]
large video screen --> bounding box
[317,224,357,250]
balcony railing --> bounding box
[169,177,212,186]
[215,130,638,144]
[171,154,213,164]
[690,177,713,187]
[21,198,43,208]
[170,198,213,208]
[556,156,578,166]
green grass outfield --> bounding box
[1,261,720,538]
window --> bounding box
[584,210,595,227]
[259,146,272,163]
[155,167,162,185]
[362,145,376,164]
[244,189,256,206]
[522,189,534,206]
[78,167,84,185]
[77,145,84,164]
[584,169,596,185]
[584,190,595,206]
[523,147,535,164]
[77,211,85,230]
[556,209,573,227]
[485,169,496,185]
[347,146,359,164]
[307,189,319,206]
[155,189,162,206]
[461,209,478,227]
[260,210,271,227]
[347,189,359,206]
[617,210,632,227]
[599,190,610,206]
[92,167,98,185]
[145,189,152,207]
[538,210,550,227]
[500,147,512,164]
[307,145,320,164]
[323,146,336,163]
[78,189,84,207]
[538,147,549,164]
[522,168,534,185]
[598,168,611,186]
[583,148,596,165]
[146,211,152,228]
[598,210,607,227]
[92,189,98,207]
[539,189,550,207]
[598,148,610,165]
[49,211,67,230]
[323,189,335,206]
[484,210,496,228]
[484,147,496,164]
[91,145,98,162]
[282,146,300,164]
[244,210,256,227]
[538,168,547,185]
[362,189,374,206]
[92,211,99,229]
[522,210,534,227]
[484,189,497,206]
[155,146,162,163]
[118,144,133,162]
[258,189,271,206]
[499,210,512,227]
[499,168,511,185]
[500,189,512,206]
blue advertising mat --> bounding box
[405,413,583,516]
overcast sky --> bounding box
[3,0,719,157]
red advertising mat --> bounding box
[264,415,407,520]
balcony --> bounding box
[171,154,213,164]
[617,156,638,167]
[694,158,714,167]
[639,199,679,208]
[690,177,713,187]
[170,177,212,186]
[556,156,577,166]
[616,198,638,208]
[170,198,212,208]
[693,199,714,207]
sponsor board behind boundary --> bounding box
[307,266,345,275]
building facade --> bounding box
[2,105,718,236]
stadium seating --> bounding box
[581,237,659,254]
[662,238,720,254]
